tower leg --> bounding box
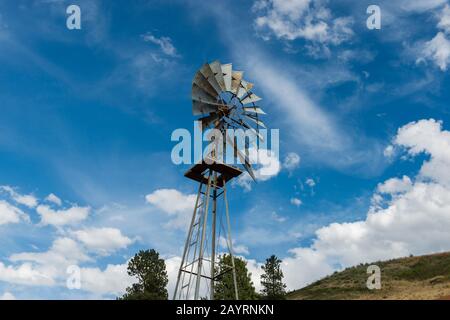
[223,177,239,300]
[173,182,203,300]
[174,169,239,300]
[194,170,212,300]
[210,172,218,300]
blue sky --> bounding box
[2,0,450,299]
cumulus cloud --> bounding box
[0,186,38,208]
[146,188,196,230]
[383,144,395,158]
[0,262,55,286]
[417,5,450,70]
[394,119,450,184]
[437,4,450,33]
[420,32,450,71]
[253,0,353,51]
[71,227,133,255]
[80,263,134,296]
[377,175,413,194]
[4,235,133,297]
[10,237,91,268]
[236,148,281,191]
[165,256,182,297]
[0,200,29,225]
[0,292,16,300]
[281,119,450,290]
[305,178,316,187]
[0,189,135,298]
[283,152,301,172]
[45,193,62,206]
[290,197,302,207]
[218,236,250,255]
[37,204,90,227]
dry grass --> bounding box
[288,252,450,300]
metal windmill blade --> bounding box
[199,63,222,96]
[209,60,226,91]
[225,132,256,181]
[221,63,232,92]
[243,106,266,114]
[236,80,253,99]
[231,71,243,94]
[193,71,219,98]
[244,114,266,128]
[241,92,262,105]
[190,61,267,181]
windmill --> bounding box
[173,60,266,300]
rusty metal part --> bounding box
[209,60,226,91]
[200,63,222,95]
[221,63,232,92]
[231,71,243,94]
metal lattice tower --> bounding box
[173,61,267,300]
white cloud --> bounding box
[417,5,450,71]
[283,152,301,172]
[236,148,281,191]
[142,32,179,57]
[0,292,15,300]
[5,236,134,297]
[0,186,38,208]
[10,237,91,268]
[0,262,55,286]
[305,178,316,187]
[290,197,302,207]
[271,211,287,223]
[383,145,395,158]
[394,119,450,185]
[420,32,450,71]
[0,200,29,225]
[437,4,450,33]
[146,189,196,230]
[71,227,133,255]
[281,119,450,290]
[377,175,413,194]
[45,193,62,206]
[253,0,353,47]
[399,0,448,12]
[218,236,250,255]
[0,189,136,298]
[244,258,264,293]
[165,256,182,297]
[80,263,134,296]
[37,204,90,227]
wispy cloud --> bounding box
[142,32,180,58]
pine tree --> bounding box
[260,255,286,300]
[120,249,168,300]
[214,254,258,300]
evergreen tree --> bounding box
[260,255,286,300]
[120,249,168,300]
[214,254,258,300]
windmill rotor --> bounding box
[191,60,267,180]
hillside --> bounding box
[288,252,450,300]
